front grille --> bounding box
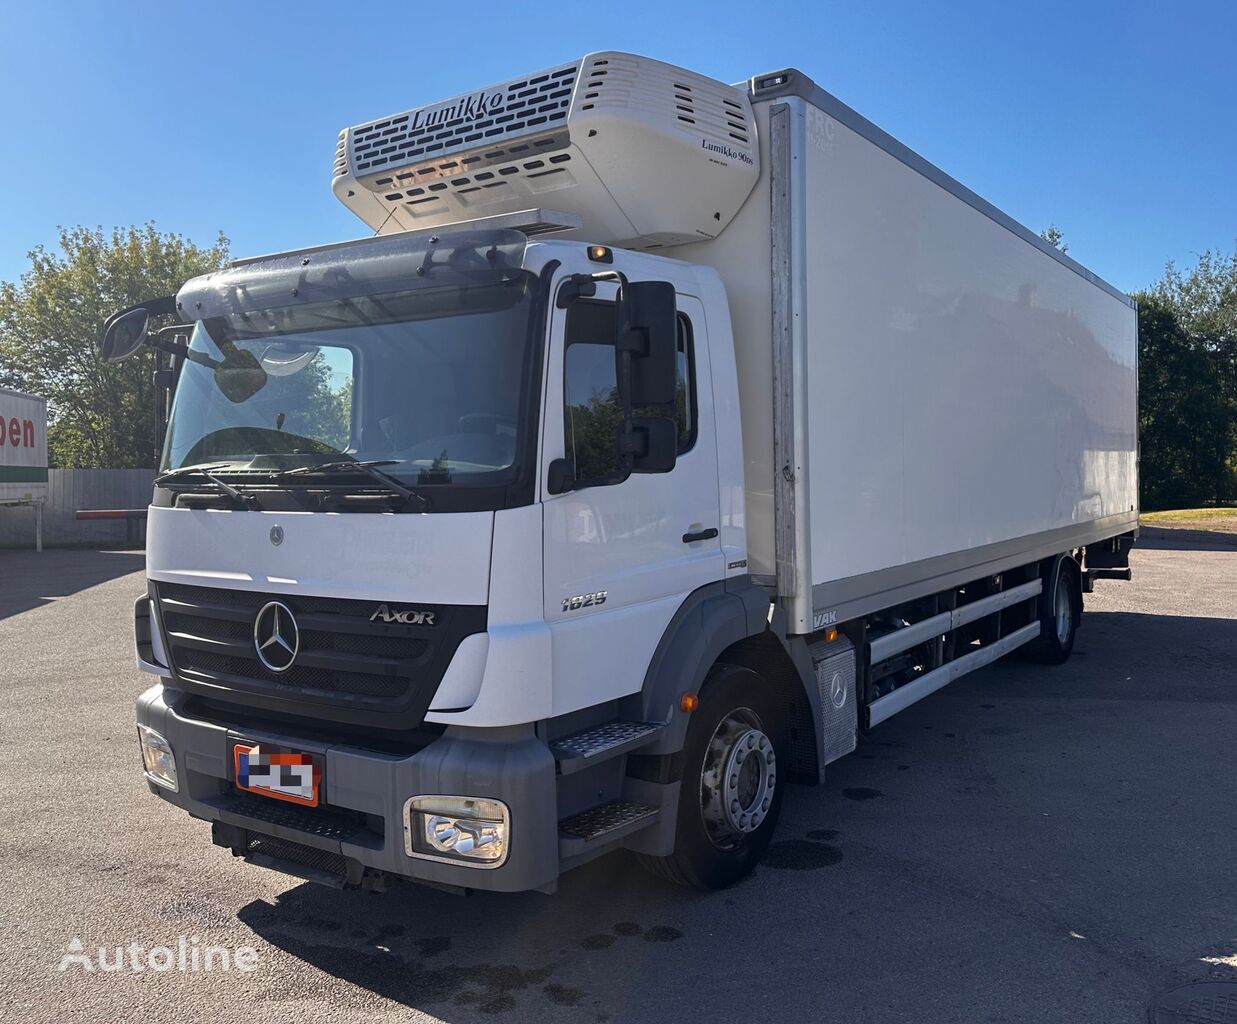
[154,581,485,730]
[176,648,408,697]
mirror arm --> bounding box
[554,273,599,308]
[102,294,178,333]
[148,325,223,371]
[147,325,191,355]
[555,269,636,309]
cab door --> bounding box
[541,267,723,719]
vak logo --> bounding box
[410,91,504,132]
[371,604,436,626]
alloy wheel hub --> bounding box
[700,711,777,845]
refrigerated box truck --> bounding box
[103,52,1137,893]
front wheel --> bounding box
[638,663,786,890]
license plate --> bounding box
[233,744,320,807]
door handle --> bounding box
[682,527,719,544]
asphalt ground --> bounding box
[1,539,1235,1023]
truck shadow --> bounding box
[235,851,703,1017]
[0,547,144,621]
[1137,527,1237,552]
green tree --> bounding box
[1140,246,1237,507]
[1133,293,1232,508]
[0,224,229,467]
[1040,224,1068,252]
[1155,248,1237,340]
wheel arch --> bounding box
[713,629,823,783]
[630,579,765,754]
[630,581,823,782]
[1042,551,1083,623]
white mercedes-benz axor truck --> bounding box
[105,52,1138,893]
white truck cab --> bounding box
[112,52,1137,893]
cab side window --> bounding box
[562,300,696,484]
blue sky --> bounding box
[2,0,1233,294]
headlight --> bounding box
[138,725,178,791]
[403,795,509,867]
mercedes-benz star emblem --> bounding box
[253,600,299,673]
[829,670,847,709]
[269,525,284,546]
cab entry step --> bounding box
[550,721,664,775]
[558,800,659,856]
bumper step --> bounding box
[219,794,364,842]
[551,720,664,775]
[558,800,658,857]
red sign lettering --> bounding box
[0,417,37,448]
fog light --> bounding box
[403,795,509,867]
[138,725,178,792]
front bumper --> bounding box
[137,683,560,892]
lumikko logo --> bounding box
[410,90,504,131]
[701,138,755,166]
[57,935,260,973]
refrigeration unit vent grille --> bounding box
[332,133,348,179]
[349,63,579,175]
[366,145,577,210]
[575,53,754,151]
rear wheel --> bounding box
[1025,558,1079,664]
[638,663,786,890]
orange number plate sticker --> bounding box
[233,744,320,807]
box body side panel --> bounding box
[799,102,1137,601]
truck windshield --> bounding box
[160,274,540,501]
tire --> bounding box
[1024,558,1079,664]
[638,663,787,890]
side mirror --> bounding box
[100,307,150,362]
[615,280,677,407]
[629,416,677,473]
[100,295,180,362]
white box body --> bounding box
[681,77,1138,633]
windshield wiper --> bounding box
[155,463,232,484]
[155,464,261,510]
[279,460,431,512]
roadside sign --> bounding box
[0,387,49,504]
